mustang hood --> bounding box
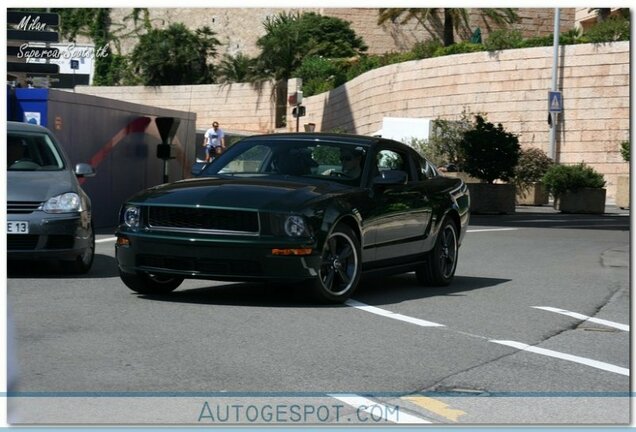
[7,170,78,202]
[128,176,352,211]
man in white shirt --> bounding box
[202,121,226,162]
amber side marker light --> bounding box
[272,248,313,256]
[116,236,130,246]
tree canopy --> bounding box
[378,8,519,46]
[130,23,220,85]
[255,12,367,81]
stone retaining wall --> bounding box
[76,41,629,201]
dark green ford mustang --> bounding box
[115,133,470,303]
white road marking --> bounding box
[96,237,117,244]
[515,218,619,223]
[466,228,519,233]
[490,340,629,376]
[345,300,444,327]
[532,306,629,331]
[328,394,431,424]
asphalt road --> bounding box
[7,209,630,425]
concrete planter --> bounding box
[516,182,549,206]
[554,188,607,214]
[615,175,629,209]
[443,171,482,184]
[467,183,516,214]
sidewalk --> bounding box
[515,203,629,216]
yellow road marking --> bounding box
[401,396,466,422]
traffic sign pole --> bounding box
[549,8,560,162]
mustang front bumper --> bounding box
[115,230,322,282]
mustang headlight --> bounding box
[123,206,141,229]
[43,192,82,213]
[284,215,309,237]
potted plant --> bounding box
[542,163,607,214]
[513,147,553,205]
[459,115,520,214]
[615,140,629,209]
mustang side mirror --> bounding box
[75,163,95,178]
[191,162,208,176]
[373,169,408,186]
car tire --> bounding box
[120,270,184,294]
[309,223,361,303]
[62,225,95,274]
[416,217,459,286]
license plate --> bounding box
[7,221,29,234]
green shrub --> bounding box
[295,56,347,96]
[427,111,476,169]
[517,35,554,48]
[620,140,630,162]
[513,147,553,193]
[484,29,524,51]
[411,39,444,59]
[408,137,444,166]
[542,163,606,196]
[459,115,520,183]
[433,42,484,57]
[585,16,630,42]
[345,55,382,81]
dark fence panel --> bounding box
[11,89,197,227]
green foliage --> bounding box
[517,35,554,48]
[52,8,101,41]
[513,147,553,193]
[585,16,630,42]
[377,8,518,47]
[217,53,258,84]
[411,39,444,59]
[484,29,524,51]
[256,12,367,82]
[408,138,441,165]
[312,146,340,165]
[459,115,520,183]
[433,42,484,57]
[542,163,606,196]
[427,112,476,168]
[295,56,347,96]
[130,23,219,85]
[620,140,630,162]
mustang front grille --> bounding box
[147,206,260,234]
[137,254,263,276]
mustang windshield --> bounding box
[205,140,368,185]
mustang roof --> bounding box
[244,133,383,147]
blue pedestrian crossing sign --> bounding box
[548,91,563,113]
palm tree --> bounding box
[378,8,519,46]
[589,8,612,23]
[217,53,258,84]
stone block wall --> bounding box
[76,82,278,134]
[105,8,575,58]
[76,42,629,202]
[293,41,629,201]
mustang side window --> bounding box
[418,155,439,180]
[376,149,412,180]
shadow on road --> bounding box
[471,212,629,231]
[7,254,119,279]
[134,273,510,308]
